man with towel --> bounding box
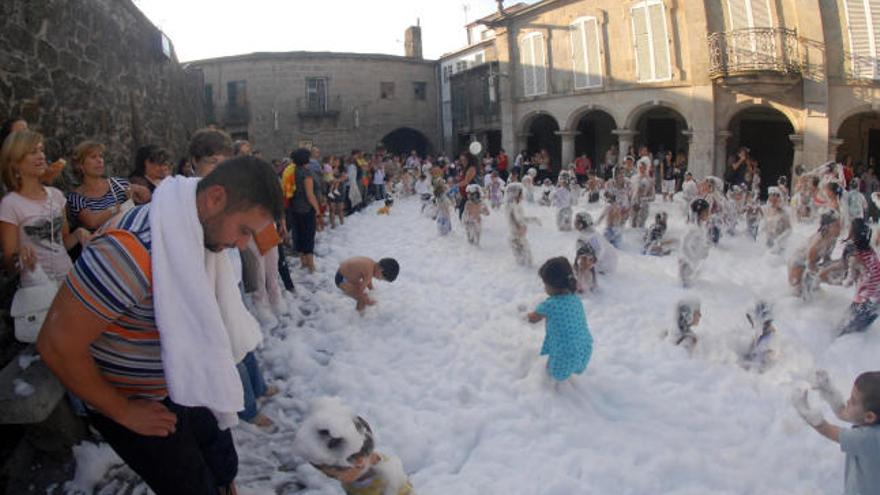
[37,155,284,495]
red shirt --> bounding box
[497,153,509,171]
[574,157,590,175]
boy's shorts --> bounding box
[662,179,675,194]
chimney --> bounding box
[405,25,423,59]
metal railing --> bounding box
[296,95,342,118]
[708,28,801,78]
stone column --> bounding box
[555,130,579,168]
[715,130,732,178]
[828,136,844,162]
[612,129,638,164]
[516,133,531,157]
[789,134,804,177]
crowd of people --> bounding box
[1,111,879,494]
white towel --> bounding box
[150,177,262,429]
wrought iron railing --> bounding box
[708,28,802,78]
[296,95,342,118]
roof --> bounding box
[186,51,437,67]
[466,2,530,27]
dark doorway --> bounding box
[487,130,502,156]
[526,114,561,173]
[730,107,794,195]
[574,111,617,170]
[381,127,431,157]
[837,112,880,171]
[633,107,688,157]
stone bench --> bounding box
[0,345,85,454]
[0,345,65,425]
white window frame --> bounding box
[630,0,672,83]
[570,16,603,89]
[520,32,548,97]
[844,0,880,79]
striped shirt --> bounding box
[855,249,880,304]
[65,205,166,399]
[66,177,129,218]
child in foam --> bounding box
[643,211,676,256]
[293,397,414,495]
[538,178,553,206]
[522,167,537,203]
[527,257,593,383]
[552,171,574,231]
[741,300,777,371]
[787,210,841,300]
[506,183,540,267]
[487,170,504,210]
[668,298,700,352]
[462,184,490,246]
[835,218,880,336]
[573,211,617,275]
[573,244,598,294]
[335,256,400,314]
[678,199,712,288]
[434,182,452,236]
[763,186,792,254]
[792,370,880,495]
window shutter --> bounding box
[534,34,548,95]
[871,0,880,77]
[571,22,589,89]
[846,0,875,78]
[649,3,671,80]
[727,0,750,30]
[585,18,603,87]
[521,36,536,95]
[750,0,773,27]
[631,4,652,80]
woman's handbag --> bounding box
[10,265,60,343]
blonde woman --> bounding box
[67,141,150,231]
[0,131,89,284]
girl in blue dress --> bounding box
[527,257,593,382]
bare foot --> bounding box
[263,384,280,398]
[251,414,274,428]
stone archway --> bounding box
[837,111,880,171]
[523,113,561,174]
[631,106,689,158]
[573,110,617,174]
[728,106,795,193]
[380,127,431,157]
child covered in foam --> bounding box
[293,397,414,495]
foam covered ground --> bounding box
[72,194,878,494]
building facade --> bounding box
[189,32,440,160]
[440,0,880,190]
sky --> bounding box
[132,0,530,62]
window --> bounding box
[630,0,671,82]
[203,84,215,121]
[570,17,603,89]
[474,52,485,65]
[226,80,247,108]
[380,82,395,99]
[844,0,880,79]
[306,78,327,112]
[726,0,774,65]
[413,81,427,100]
[443,65,453,82]
[520,32,548,96]
[455,60,469,73]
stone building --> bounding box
[441,0,880,190]
[0,0,203,176]
[188,26,440,160]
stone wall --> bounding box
[0,0,202,177]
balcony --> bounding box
[296,95,341,119]
[708,28,802,93]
